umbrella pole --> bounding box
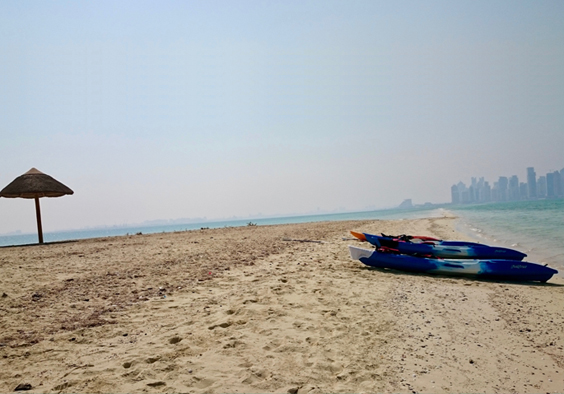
[34,197,44,244]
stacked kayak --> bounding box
[350,231,527,260]
[349,232,558,282]
[348,246,557,283]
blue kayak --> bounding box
[353,232,527,261]
[349,246,557,283]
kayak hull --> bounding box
[349,246,557,283]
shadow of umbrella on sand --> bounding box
[0,168,74,244]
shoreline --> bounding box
[1,216,562,393]
[444,207,564,279]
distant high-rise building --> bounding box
[483,181,491,202]
[468,186,476,203]
[491,182,500,202]
[547,172,557,198]
[527,167,537,199]
[537,176,547,198]
[498,176,508,201]
[451,184,460,204]
[556,170,563,197]
[509,175,519,201]
[456,181,473,203]
[560,168,564,196]
[519,182,528,200]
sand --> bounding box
[0,215,562,394]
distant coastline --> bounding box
[0,206,447,247]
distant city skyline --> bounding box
[451,166,564,204]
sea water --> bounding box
[449,199,564,277]
[0,206,444,248]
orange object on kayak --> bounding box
[350,231,366,241]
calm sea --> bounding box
[450,199,564,276]
[0,206,444,248]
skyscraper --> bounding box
[550,170,563,197]
[556,170,563,197]
[451,184,460,204]
[498,176,509,201]
[509,175,519,201]
[483,181,491,202]
[537,176,547,198]
[547,172,557,198]
[519,182,528,200]
[527,167,537,199]
[561,168,564,197]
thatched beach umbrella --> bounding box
[0,168,74,244]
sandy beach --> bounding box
[0,215,562,394]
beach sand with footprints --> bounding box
[1,215,563,393]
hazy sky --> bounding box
[1,0,563,234]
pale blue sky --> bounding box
[1,0,563,234]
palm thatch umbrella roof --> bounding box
[0,168,74,198]
[1,168,74,243]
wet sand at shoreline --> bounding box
[1,215,562,393]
